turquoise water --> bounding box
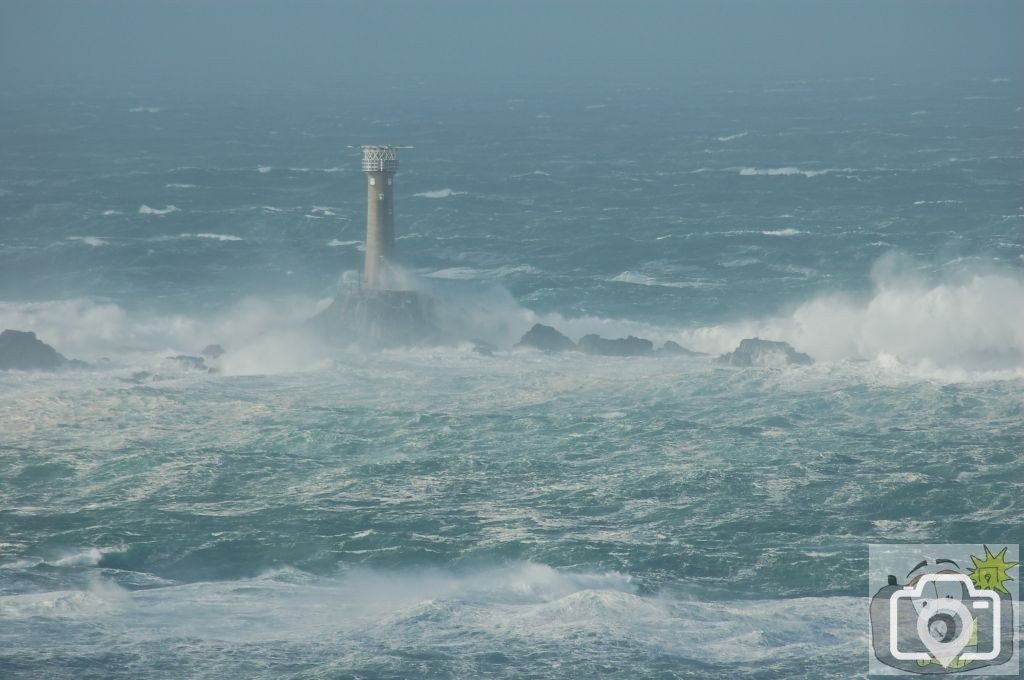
[1,78,1022,678]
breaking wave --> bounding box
[0,256,1019,378]
[0,560,862,666]
[677,254,1024,374]
[762,229,802,237]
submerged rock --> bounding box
[717,338,813,367]
[0,329,68,371]
[165,355,210,372]
[516,324,575,352]
[577,334,654,357]
[310,288,438,348]
[201,344,225,359]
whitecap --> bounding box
[610,271,711,289]
[180,233,242,241]
[738,167,840,178]
[716,132,748,142]
[762,228,802,237]
[414,188,467,198]
[257,165,272,174]
[138,204,179,216]
[424,265,538,280]
[66,236,108,247]
[327,239,361,248]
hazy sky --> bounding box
[1,0,1020,92]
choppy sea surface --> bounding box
[1,78,1022,678]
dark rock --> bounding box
[471,339,497,356]
[165,355,209,372]
[201,344,225,359]
[656,340,702,356]
[717,338,813,367]
[0,329,68,371]
[577,334,654,357]
[515,323,576,353]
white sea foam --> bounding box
[414,188,466,198]
[327,239,361,248]
[716,132,748,142]
[138,204,179,216]
[165,183,198,189]
[0,562,864,665]
[761,228,802,236]
[257,165,272,174]
[67,236,108,247]
[100,209,120,216]
[128,107,161,113]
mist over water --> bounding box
[2,2,1023,678]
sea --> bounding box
[1,77,1022,678]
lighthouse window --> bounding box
[379,193,384,201]
[387,178,393,186]
[369,177,376,186]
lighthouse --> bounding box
[310,143,435,346]
[360,145,400,288]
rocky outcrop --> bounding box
[516,324,576,352]
[717,338,813,367]
[577,334,653,357]
[0,330,69,371]
[656,340,702,356]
